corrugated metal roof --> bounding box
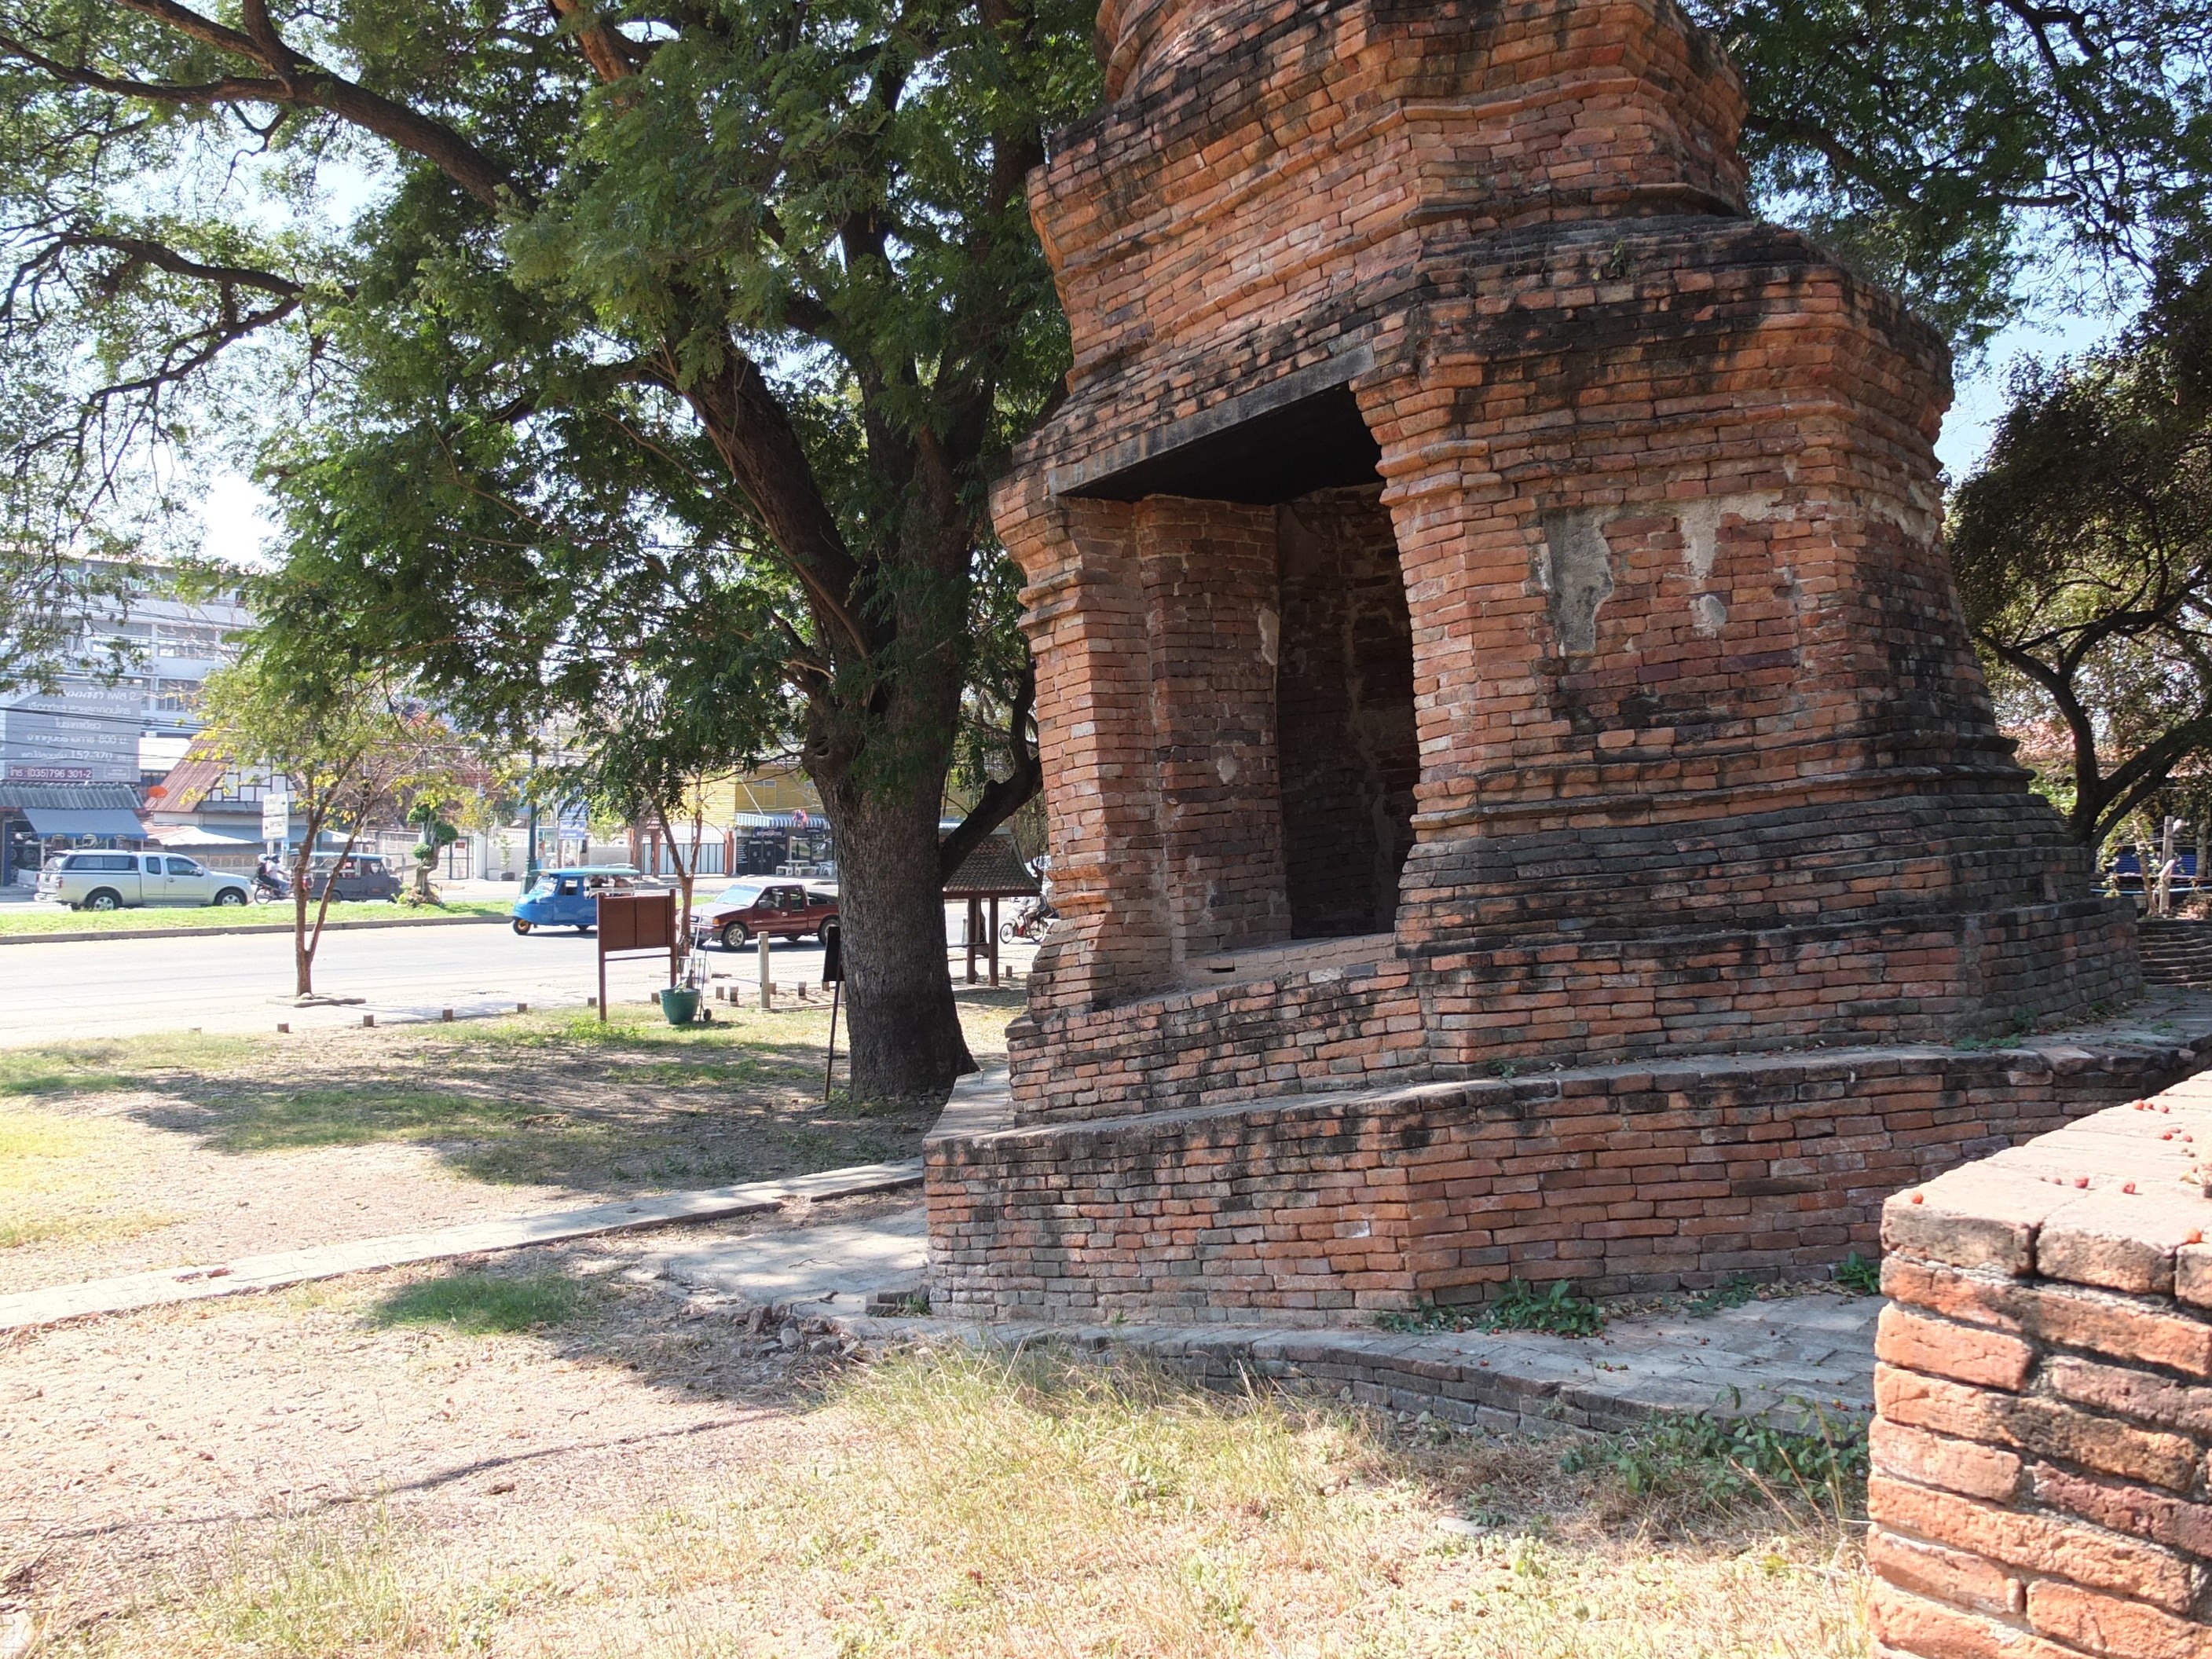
[0,782,144,811]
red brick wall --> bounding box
[1276,485,1418,938]
[931,1044,2203,1324]
[1136,496,1291,963]
[1008,899,2141,1122]
[1870,1082,2212,1658]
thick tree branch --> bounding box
[53,231,309,298]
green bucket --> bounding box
[658,987,701,1026]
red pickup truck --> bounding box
[690,878,839,950]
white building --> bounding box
[0,572,253,881]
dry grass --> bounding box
[0,1108,174,1251]
[0,992,1025,1291]
[40,1347,1868,1658]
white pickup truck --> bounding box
[36,851,252,911]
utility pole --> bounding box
[523,747,540,887]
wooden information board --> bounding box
[595,890,679,1020]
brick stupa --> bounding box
[928,0,2144,1323]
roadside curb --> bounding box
[0,1159,924,1333]
[0,912,511,947]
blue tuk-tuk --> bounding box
[510,866,654,934]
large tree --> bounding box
[0,0,2201,1099]
[1952,267,2212,847]
[1692,0,2211,354]
[0,0,1093,1101]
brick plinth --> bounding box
[1870,1075,2212,1659]
[959,0,2151,1323]
[930,1042,2210,1324]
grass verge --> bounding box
[0,1106,177,1250]
[0,899,509,937]
[368,1269,590,1335]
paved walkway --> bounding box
[945,1291,1883,1434]
[0,1161,921,1332]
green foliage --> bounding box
[1379,1280,1606,1339]
[1559,1401,1870,1513]
[369,1270,588,1334]
[1836,1252,1882,1296]
[1952,266,2212,845]
[1693,1,2212,353]
[1684,1277,1758,1318]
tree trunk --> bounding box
[289,806,320,998]
[820,774,974,1106]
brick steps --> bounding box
[2137,919,2212,987]
[929,1000,2212,1324]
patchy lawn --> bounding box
[0,901,511,936]
[0,992,1022,1295]
[0,1206,1870,1658]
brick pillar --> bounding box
[998,486,1172,1009]
[1133,496,1291,965]
[1870,1086,2212,1658]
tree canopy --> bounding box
[1692,0,2212,354]
[0,0,2203,1090]
[1951,266,2212,847]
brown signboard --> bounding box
[597,890,674,953]
[595,890,679,1020]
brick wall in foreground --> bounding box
[1870,1073,2212,1658]
[929,1042,2205,1325]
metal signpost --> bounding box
[261,779,290,849]
[595,890,679,1021]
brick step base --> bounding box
[928,998,2212,1327]
[2137,920,2212,986]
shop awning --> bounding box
[23,808,147,837]
[145,822,257,848]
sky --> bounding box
[190,296,2128,569]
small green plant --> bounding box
[1379,1280,1604,1338]
[1485,1278,1604,1336]
[1684,1276,1756,1318]
[370,1271,587,1335]
[1836,1252,1882,1296]
[1560,1398,1869,1514]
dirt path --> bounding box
[1,1190,1868,1659]
[2,1197,899,1654]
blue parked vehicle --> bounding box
[510,866,656,935]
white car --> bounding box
[36,851,251,911]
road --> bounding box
[0,906,1036,1045]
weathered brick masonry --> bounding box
[1870,1080,2212,1659]
[932,1045,2191,1324]
[937,0,2154,1320]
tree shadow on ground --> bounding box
[351,1236,1869,1605]
[0,994,1019,1201]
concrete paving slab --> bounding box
[646,1207,928,1316]
[844,1291,1881,1436]
[0,1160,921,1334]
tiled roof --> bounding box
[943,833,1041,895]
